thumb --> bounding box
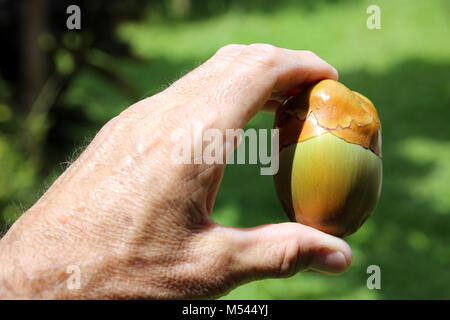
[221,222,352,281]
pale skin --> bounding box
[0,44,352,299]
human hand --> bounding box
[0,44,351,299]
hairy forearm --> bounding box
[0,208,71,298]
[0,204,202,300]
[0,205,109,299]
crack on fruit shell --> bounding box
[275,79,382,157]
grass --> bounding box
[7,0,450,299]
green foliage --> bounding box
[0,134,38,229]
[1,0,449,298]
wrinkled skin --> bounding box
[0,44,352,299]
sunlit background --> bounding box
[0,0,449,299]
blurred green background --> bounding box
[0,0,449,299]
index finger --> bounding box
[168,44,338,130]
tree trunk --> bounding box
[20,0,47,112]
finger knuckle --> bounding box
[278,242,309,277]
[239,43,279,68]
[215,43,244,55]
[300,50,319,60]
[248,43,277,52]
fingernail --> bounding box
[310,250,348,274]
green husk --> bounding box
[274,133,382,237]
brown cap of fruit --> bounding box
[276,79,381,157]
